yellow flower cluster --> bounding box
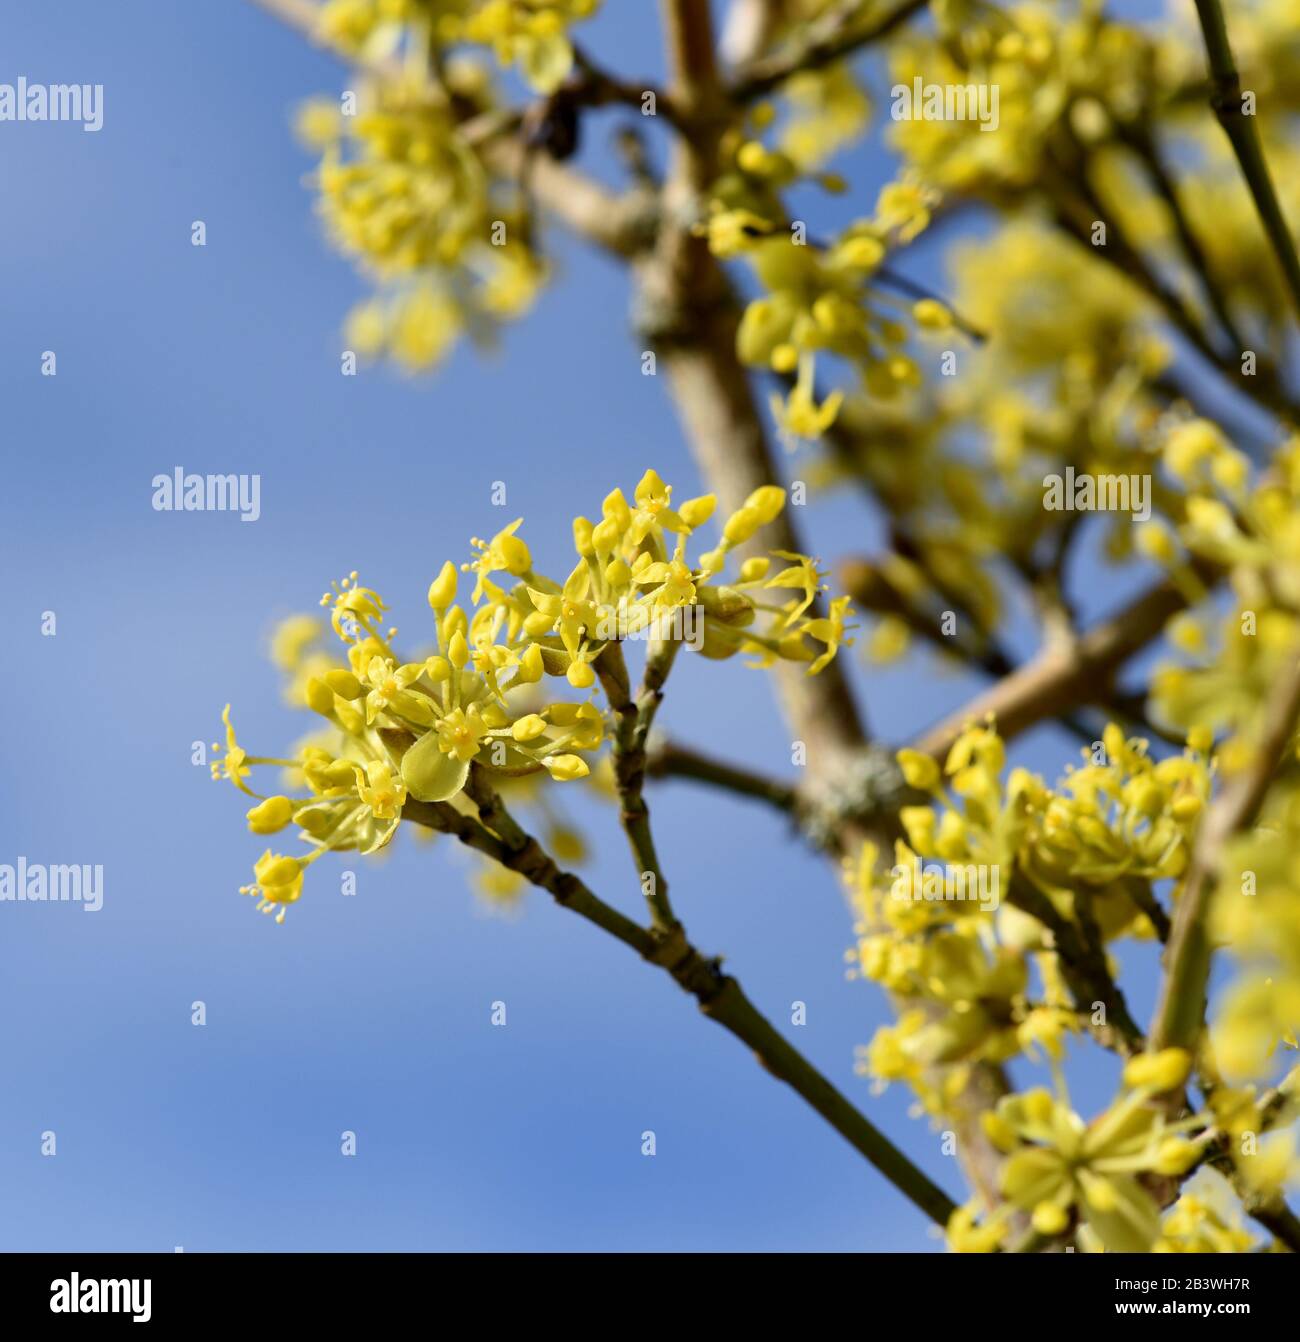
[1146,430,1300,760]
[211,470,853,919]
[711,192,940,443]
[317,0,599,93]
[299,66,544,371]
[949,1050,1203,1252]
[888,2,1156,193]
[1212,784,1300,1081]
[1155,1169,1258,1254]
[850,721,1211,1107]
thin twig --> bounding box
[595,639,682,933]
[404,782,961,1227]
[1192,0,1300,321]
[1150,646,1300,1051]
[646,738,800,816]
[730,0,931,100]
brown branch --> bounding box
[909,572,1210,763]
[569,43,682,126]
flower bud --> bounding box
[896,748,940,792]
[323,669,363,700]
[498,533,531,575]
[516,643,543,684]
[548,825,586,863]
[1154,1137,1199,1176]
[1123,1048,1192,1093]
[591,517,621,555]
[567,659,595,689]
[912,298,952,329]
[1031,1202,1069,1236]
[602,488,631,529]
[744,485,785,524]
[1187,724,1214,755]
[427,561,458,611]
[545,753,590,782]
[698,585,754,625]
[440,605,467,642]
[1134,520,1177,565]
[980,1111,1018,1154]
[336,700,366,736]
[677,495,716,529]
[1127,778,1166,818]
[511,714,547,743]
[1171,794,1203,822]
[246,796,295,834]
[305,677,335,716]
[723,506,761,546]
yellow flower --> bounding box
[770,366,844,444]
[362,656,426,725]
[803,595,855,674]
[240,850,308,923]
[211,705,255,796]
[996,1083,1204,1252]
[946,1201,1008,1252]
[390,288,461,370]
[435,705,491,763]
[353,759,407,821]
[467,519,532,601]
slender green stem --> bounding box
[1193,0,1300,320]
[404,781,960,1228]
[1119,124,1248,355]
[595,639,682,933]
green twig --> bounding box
[595,638,682,933]
[403,781,961,1228]
[1193,0,1300,321]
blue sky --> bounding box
[1,0,1175,1251]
